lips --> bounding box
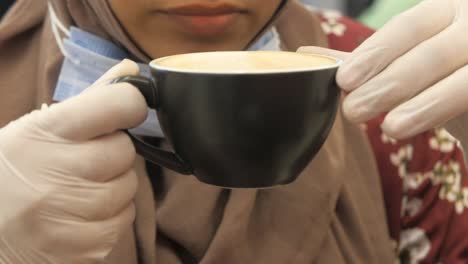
[158,3,247,37]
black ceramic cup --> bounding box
[113,51,341,188]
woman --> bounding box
[0,0,467,263]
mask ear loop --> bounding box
[244,0,288,49]
[47,2,80,65]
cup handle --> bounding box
[112,76,193,175]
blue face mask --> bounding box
[49,3,281,138]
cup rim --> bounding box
[149,51,342,75]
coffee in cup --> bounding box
[154,51,337,72]
[113,51,341,188]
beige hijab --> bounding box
[0,0,395,263]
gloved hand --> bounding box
[0,60,147,263]
[300,0,468,140]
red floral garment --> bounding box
[317,9,468,264]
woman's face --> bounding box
[109,0,283,58]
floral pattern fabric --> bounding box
[317,10,468,264]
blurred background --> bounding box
[0,0,423,29]
[304,0,423,28]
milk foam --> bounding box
[151,51,338,73]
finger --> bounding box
[297,46,350,61]
[342,23,468,123]
[40,203,136,260]
[88,59,139,90]
[337,0,457,91]
[0,131,135,186]
[48,169,138,221]
[381,64,468,139]
[55,131,136,182]
[36,81,148,141]
[90,203,136,259]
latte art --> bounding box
[151,51,339,73]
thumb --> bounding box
[33,60,148,141]
[297,46,350,95]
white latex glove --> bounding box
[301,0,468,140]
[0,60,147,263]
